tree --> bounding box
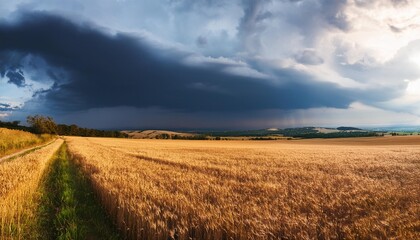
[27,115,58,134]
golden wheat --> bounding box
[0,128,53,158]
[0,138,63,239]
[65,136,420,239]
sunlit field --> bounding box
[0,139,63,238]
[0,128,53,158]
[66,136,420,239]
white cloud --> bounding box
[183,55,246,67]
[380,78,420,115]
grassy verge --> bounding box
[35,143,120,239]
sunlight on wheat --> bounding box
[66,137,420,239]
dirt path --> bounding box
[0,138,58,163]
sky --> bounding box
[1,0,420,129]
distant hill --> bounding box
[122,130,196,139]
[123,126,378,139]
[199,126,377,139]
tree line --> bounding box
[1,115,127,138]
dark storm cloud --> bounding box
[5,70,25,87]
[0,12,353,113]
[0,50,27,87]
[0,103,18,111]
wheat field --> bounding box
[0,128,52,158]
[0,138,63,238]
[65,136,420,239]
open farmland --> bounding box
[66,136,420,239]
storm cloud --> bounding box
[0,12,352,113]
[0,0,420,128]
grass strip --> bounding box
[36,143,120,239]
